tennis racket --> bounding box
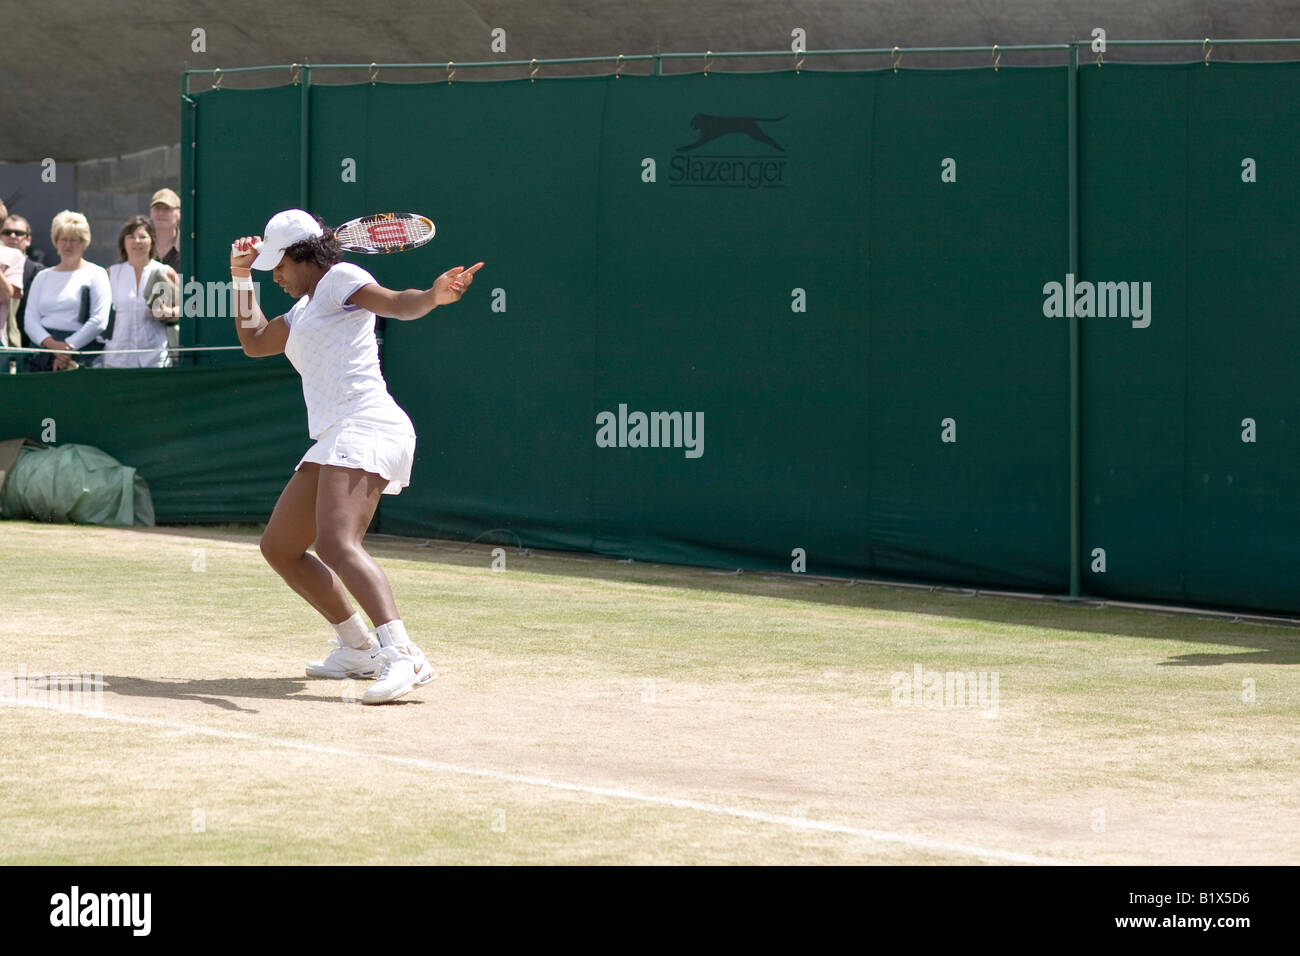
[231,212,435,258]
[335,212,435,254]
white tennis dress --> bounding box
[283,262,415,494]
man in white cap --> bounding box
[229,209,483,703]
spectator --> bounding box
[1,211,47,351]
[23,211,111,371]
[150,188,181,271]
[0,201,24,350]
[150,188,182,361]
[104,215,178,368]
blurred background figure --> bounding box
[0,200,24,353]
[2,211,47,355]
[150,187,182,360]
[23,210,111,371]
[104,215,178,368]
[150,188,180,270]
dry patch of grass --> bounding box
[1,521,1297,864]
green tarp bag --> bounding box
[0,439,154,526]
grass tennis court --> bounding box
[1,520,1296,865]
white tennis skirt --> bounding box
[296,414,416,495]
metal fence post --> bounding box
[1068,42,1081,597]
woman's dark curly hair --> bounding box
[283,215,343,269]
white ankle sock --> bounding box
[375,620,411,648]
[332,611,372,649]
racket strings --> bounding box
[337,215,432,249]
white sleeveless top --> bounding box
[105,261,171,368]
[282,262,413,439]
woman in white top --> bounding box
[105,216,179,368]
[24,210,111,371]
[231,209,483,704]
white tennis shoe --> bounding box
[306,636,383,679]
[362,643,436,704]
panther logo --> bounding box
[677,114,786,152]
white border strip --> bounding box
[2,698,1075,866]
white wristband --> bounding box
[231,276,254,291]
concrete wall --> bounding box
[0,162,77,265]
[74,146,182,269]
[7,1,1300,163]
[0,148,181,266]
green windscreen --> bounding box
[5,61,1297,618]
[1079,63,1300,611]
[0,363,307,521]
[369,70,1070,589]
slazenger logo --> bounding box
[1043,273,1152,328]
[669,113,788,189]
[679,114,785,152]
[50,886,151,936]
[596,404,704,459]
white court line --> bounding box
[1,698,1075,866]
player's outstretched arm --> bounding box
[348,262,484,320]
[230,235,289,356]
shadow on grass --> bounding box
[102,675,332,711]
[22,673,421,711]
[114,524,1300,668]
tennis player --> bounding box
[230,209,483,704]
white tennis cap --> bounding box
[251,209,324,270]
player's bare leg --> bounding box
[312,463,434,702]
[311,464,396,623]
[260,463,355,623]
[262,464,384,681]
